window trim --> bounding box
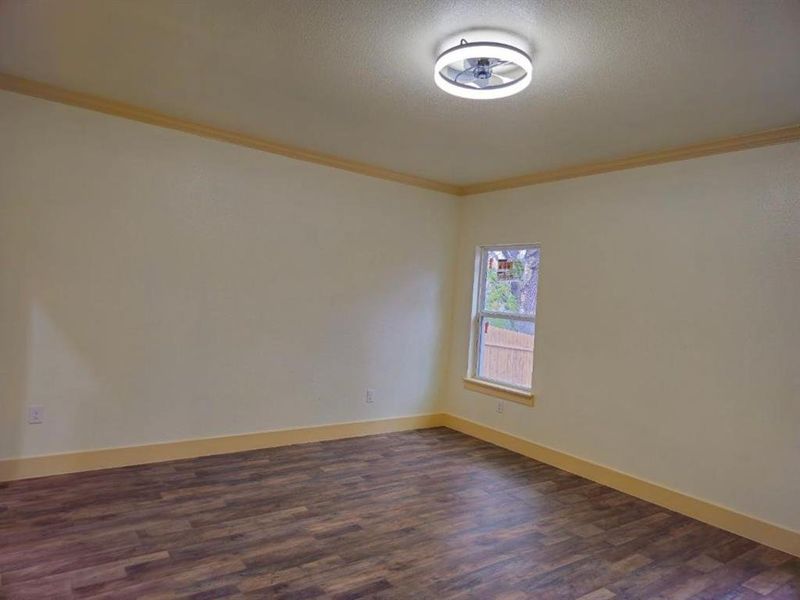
[463,377,534,406]
[467,243,540,400]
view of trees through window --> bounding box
[477,246,539,389]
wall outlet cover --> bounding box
[27,406,44,424]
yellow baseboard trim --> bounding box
[442,413,800,558]
[4,411,797,558]
[0,413,445,482]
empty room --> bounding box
[1,1,799,598]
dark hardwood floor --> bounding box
[0,427,798,599]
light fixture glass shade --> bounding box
[434,41,532,100]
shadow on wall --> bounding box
[1,273,29,475]
[0,90,456,468]
[2,288,133,473]
[1,210,294,466]
[0,182,452,468]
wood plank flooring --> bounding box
[1,427,798,599]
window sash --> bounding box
[477,246,536,317]
[477,310,534,322]
[474,315,534,391]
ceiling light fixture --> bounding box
[434,39,532,100]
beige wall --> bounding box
[0,90,457,458]
[2,88,798,535]
[445,141,800,532]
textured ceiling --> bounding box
[1,0,799,185]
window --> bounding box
[468,245,540,396]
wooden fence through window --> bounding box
[480,324,534,388]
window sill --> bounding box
[463,377,535,407]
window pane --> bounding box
[483,248,540,315]
[478,317,534,389]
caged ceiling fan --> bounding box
[434,39,532,100]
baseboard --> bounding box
[0,413,445,482]
[442,413,800,558]
[3,411,797,559]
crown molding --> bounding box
[460,124,800,195]
[0,72,461,196]
[2,72,798,198]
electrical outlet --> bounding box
[27,406,44,424]
[496,400,504,414]
[366,388,375,404]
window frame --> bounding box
[467,243,540,398]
